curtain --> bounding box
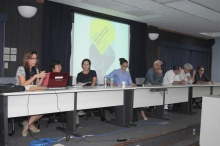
[159,43,211,76]
[42,1,72,72]
[129,22,148,82]
[159,45,191,73]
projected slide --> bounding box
[71,13,130,84]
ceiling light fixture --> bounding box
[149,33,159,40]
[18,5,37,18]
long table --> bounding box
[0,86,134,145]
[1,84,220,145]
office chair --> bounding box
[135,77,145,86]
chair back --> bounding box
[0,77,16,84]
[135,77,145,86]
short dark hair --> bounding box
[81,58,91,68]
[119,58,128,65]
[197,65,204,71]
[173,65,181,71]
[50,60,61,71]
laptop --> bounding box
[43,72,69,89]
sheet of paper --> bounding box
[10,55,16,61]
[4,47,10,54]
[4,62,8,69]
[4,54,10,61]
[11,48,17,54]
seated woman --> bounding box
[106,58,147,120]
[15,50,46,137]
[194,65,213,84]
[76,59,97,86]
[193,65,213,108]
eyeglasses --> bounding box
[29,58,38,61]
[122,66,128,68]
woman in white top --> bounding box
[15,50,46,137]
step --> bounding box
[113,123,200,146]
[164,134,199,146]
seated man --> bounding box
[163,65,186,113]
[179,63,196,84]
[163,65,186,85]
[144,60,163,86]
[143,60,163,116]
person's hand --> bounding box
[181,80,187,85]
[156,69,163,74]
[131,83,136,86]
[193,70,196,76]
[35,71,46,79]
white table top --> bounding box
[1,83,220,96]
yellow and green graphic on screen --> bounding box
[90,19,115,55]
[89,18,116,74]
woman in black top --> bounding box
[77,59,97,86]
[194,66,213,84]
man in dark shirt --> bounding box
[144,60,163,86]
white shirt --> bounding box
[179,69,193,84]
[163,70,180,85]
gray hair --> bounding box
[184,63,193,70]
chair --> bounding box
[135,77,145,86]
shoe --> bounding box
[77,111,85,116]
[143,117,148,121]
[21,121,28,137]
[29,125,40,133]
[22,130,28,137]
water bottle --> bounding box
[104,75,107,88]
[110,77,114,88]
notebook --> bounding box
[43,72,69,89]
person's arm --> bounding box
[179,70,185,81]
[17,67,46,86]
[106,70,115,85]
[149,71,163,85]
[127,72,135,86]
[18,72,46,86]
[36,71,47,86]
[191,70,196,82]
[91,70,97,86]
[172,80,186,85]
[76,72,81,84]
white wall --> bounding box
[212,38,220,82]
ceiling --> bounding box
[49,0,220,39]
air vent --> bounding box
[153,0,220,22]
[81,0,165,18]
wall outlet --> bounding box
[193,128,196,135]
